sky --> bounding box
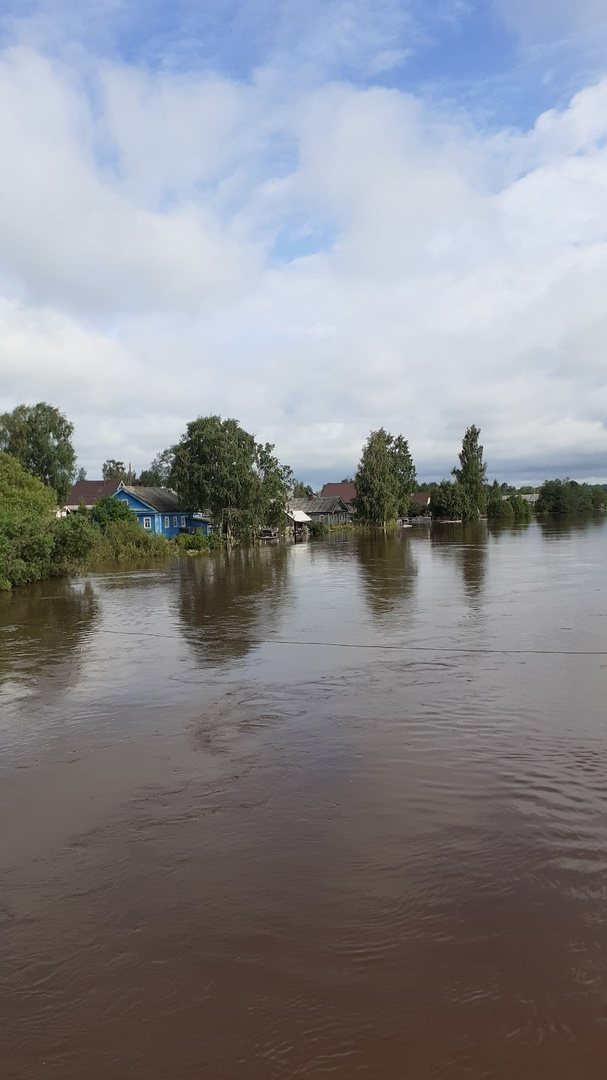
[1,0,607,486]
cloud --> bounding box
[0,29,606,483]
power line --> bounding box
[3,623,606,657]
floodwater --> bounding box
[1,519,606,1080]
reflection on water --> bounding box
[431,521,488,597]
[2,521,607,1080]
[355,531,417,619]
[178,544,290,663]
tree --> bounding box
[354,429,416,528]
[391,435,416,517]
[76,466,87,482]
[430,480,466,520]
[292,480,314,498]
[102,459,127,481]
[139,448,174,487]
[536,479,597,515]
[171,415,292,541]
[452,425,487,520]
[91,497,136,528]
[0,402,76,504]
[0,451,57,589]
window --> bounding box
[143,517,151,530]
[180,516,186,527]
[164,516,170,528]
[173,516,178,526]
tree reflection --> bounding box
[0,578,99,688]
[431,521,487,598]
[178,545,290,664]
[356,532,418,620]
[536,515,604,541]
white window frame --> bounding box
[180,515,186,528]
[164,515,170,528]
[173,515,178,526]
[143,516,151,530]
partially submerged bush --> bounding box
[93,519,170,562]
[308,521,328,538]
[173,531,224,552]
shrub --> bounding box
[308,521,328,538]
[173,531,224,552]
[487,495,514,523]
[507,494,533,522]
[91,496,136,527]
[51,513,101,575]
[0,452,58,589]
[93,519,170,562]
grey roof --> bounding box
[289,496,351,514]
[118,485,181,513]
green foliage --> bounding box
[430,480,466,520]
[0,452,57,589]
[0,452,171,587]
[172,531,224,552]
[76,466,87,482]
[91,496,136,527]
[0,402,76,504]
[139,448,174,487]
[536,479,602,515]
[292,480,314,498]
[354,428,416,528]
[486,481,514,522]
[102,459,128,481]
[452,425,487,520]
[171,415,292,541]
[308,521,329,538]
[51,513,101,575]
[93,519,170,562]
[507,493,533,522]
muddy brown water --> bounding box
[1,520,606,1080]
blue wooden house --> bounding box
[112,484,213,537]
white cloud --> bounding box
[0,41,606,482]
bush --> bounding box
[0,452,58,589]
[308,521,329,538]
[93,519,170,562]
[536,480,595,515]
[430,481,468,520]
[173,531,224,552]
[51,512,101,575]
[487,495,514,522]
[507,494,533,522]
[91,496,136,527]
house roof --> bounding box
[287,509,312,523]
[117,485,181,513]
[65,479,120,507]
[289,496,351,514]
[410,491,431,507]
[320,481,357,504]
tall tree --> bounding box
[391,435,416,517]
[139,448,174,487]
[452,425,487,520]
[0,402,76,504]
[76,466,87,482]
[292,480,314,498]
[171,415,292,540]
[354,429,399,529]
[102,459,127,481]
[354,429,417,528]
